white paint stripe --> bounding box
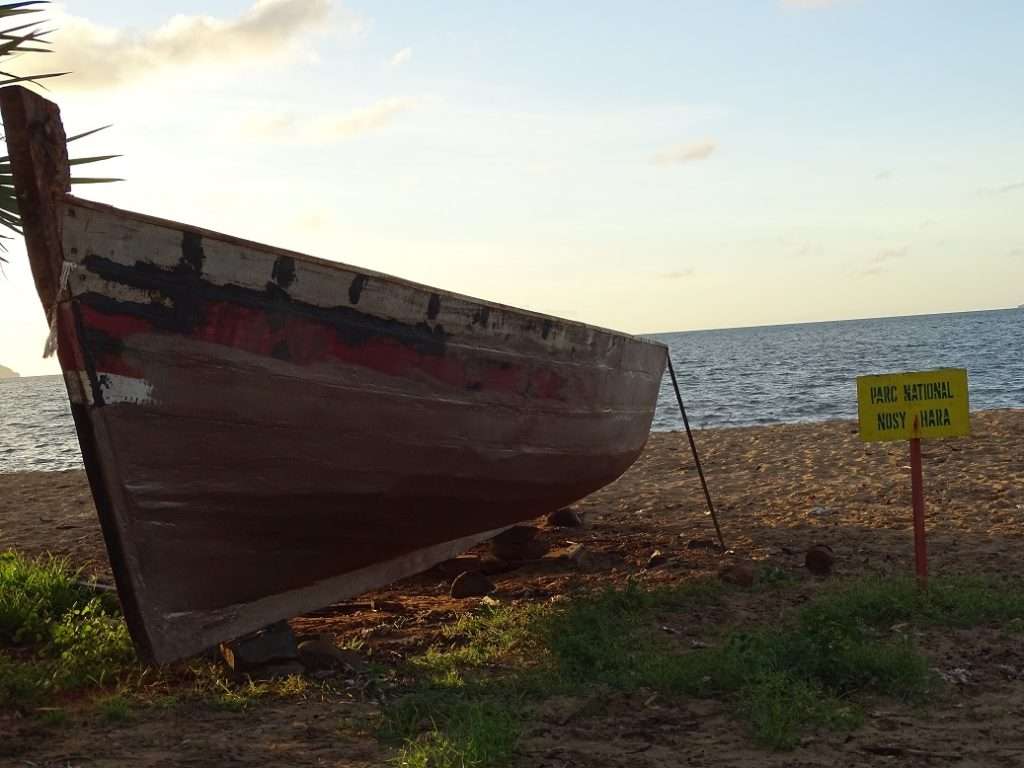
[96,373,154,405]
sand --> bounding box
[2,409,1024,766]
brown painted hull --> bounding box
[1,86,667,663]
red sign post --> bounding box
[909,437,927,583]
[856,369,970,586]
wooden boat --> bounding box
[1,86,667,663]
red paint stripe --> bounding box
[76,300,567,401]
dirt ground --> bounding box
[2,410,1024,767]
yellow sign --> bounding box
[856,368,970,442]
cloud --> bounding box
[26,0,338,90]
[240,97,416,142]
[312,98,416,139]
[652,140,716,167]
[869,247,907,264]
[389,47,412,69]
[979,180,1024,197]
[859,246,907,276]
[240,113,299,140]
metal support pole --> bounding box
[666,354,726,552]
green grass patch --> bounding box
[0,550,134,710]
[37,707,69,727]
[384,574,1024,762]
[96,694,134,723]
[801,575,1024,630]
[384,580,724,765]
[0,551,96,645]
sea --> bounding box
[1,308,1021,473]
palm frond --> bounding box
[0,1,120,261]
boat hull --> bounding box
[57,200,664,662]
[2,86,667,663]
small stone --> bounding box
[686,538,719,551]
[718,560,756,588]
[437,555,482,577]
[646,550,669,569]
[565,543,592,570]
[512,586,550,600]
[480,555,515,574]
[220,620,299,674]
[450,571,496,598]
[546,508,584,528]
[805,544,835,577]
[495,525,538,544]
[493,526,548,561]
[297,638,368,672]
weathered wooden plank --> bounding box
[0,86,70,318]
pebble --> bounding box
[493,526,549,561]
[805,544,835,576]
[437,555,482,577]
[546,508,584,528]
[686,538,720,551]
[564,542,594,571]
[220,620,298,674]
[297,638,368,672]
[718,560,756,588]
[450,571,496,598]
[480,554,515,574]
[646,549,669,569]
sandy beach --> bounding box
[5,410,1023,584]
[2,409,1024,766]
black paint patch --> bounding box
[542,319,554,340]
[264,282,292,332]
[81,326,126,359]
[271,256,296,289]
[79,253,449,358]
[349,275,368,305]
[472,306,490,326]
[465,381,482,391]
[181,231,205,275]
[427,293,441,320]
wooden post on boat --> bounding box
[0,86,70,319]
[856,368,970,586]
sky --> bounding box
[1,0,1022,376]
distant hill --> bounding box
[0,364,20,379]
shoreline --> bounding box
[4,408,1022,475]
[656,405,1024,433]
